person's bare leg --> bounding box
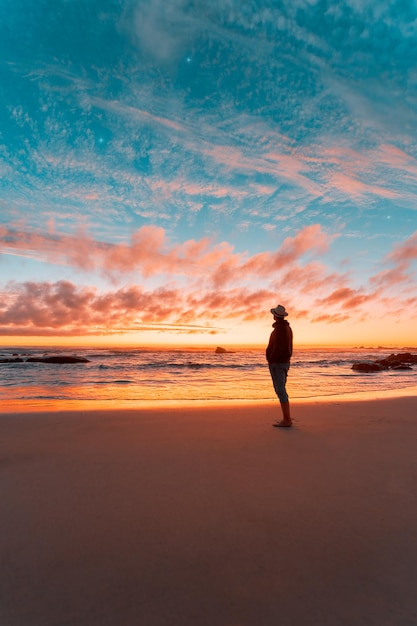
[273,401,292,427]
[281,401,291,423]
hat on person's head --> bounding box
[270,304,288,317]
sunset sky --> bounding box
[1,0,417,347]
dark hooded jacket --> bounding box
[266,318,293,364]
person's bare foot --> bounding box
[273,420,292,428]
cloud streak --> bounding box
[0,223,334,284]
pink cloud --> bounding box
[319,144,417,201]
[0,268,414,337]
[186,288,274,322]
[316,287,375,310]
[377,145,417,177]
[240,224,335,276]
[388,231,417,264]
[312,313,351,324]
[329,173,399,199]
[263,152,323,196]
[0,281,223,335]
[0,280,279,336]
[150,179,249,200]
[370,231,417,289]
[0,223,335,285]
[198,144,323,196]
[370,266,410,289]
[92,97,185,133]
[321,146,370,170]
[275,262,341,294]
[2,225,415,338]
[0,224,176,277]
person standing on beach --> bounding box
[266,304,293,428]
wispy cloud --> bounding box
[316,287,374,310]
[371,230,417,289]
[0,223,334,285]
[388,231,417,265]
[328,173,399,200]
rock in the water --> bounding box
[215,346,227,354]
[0,358,24,363]
[352,352,417,373]
[387,352,417,364]
[26,356,90,364]
[352,362,385,372]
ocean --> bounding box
[1,346,416,409]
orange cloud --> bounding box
[0,281,224,336]
[1,227,416,339]
[370,265,410,289]
[0,280,282,336]
[371,230,417,289]
[234,224,334,278]
[312,313,351,324]
[388,230,417,264]
[0,223,334,285]
[316,287,374,309]
[273,262,345,296]
[187,224,334,289]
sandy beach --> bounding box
[1,397,417,626]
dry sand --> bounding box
[1,397,417,626]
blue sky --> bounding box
[1,0,417,346]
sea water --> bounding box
[1,346,416,407]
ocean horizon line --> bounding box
[2,343,417,352]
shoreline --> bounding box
[1,384,417,413]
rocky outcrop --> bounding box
[215,347,228,353]
[0,358,24,363]
[352,362,386,372]
[374,353,417,368]
[352,352,416,372]
[26,356,90,364]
